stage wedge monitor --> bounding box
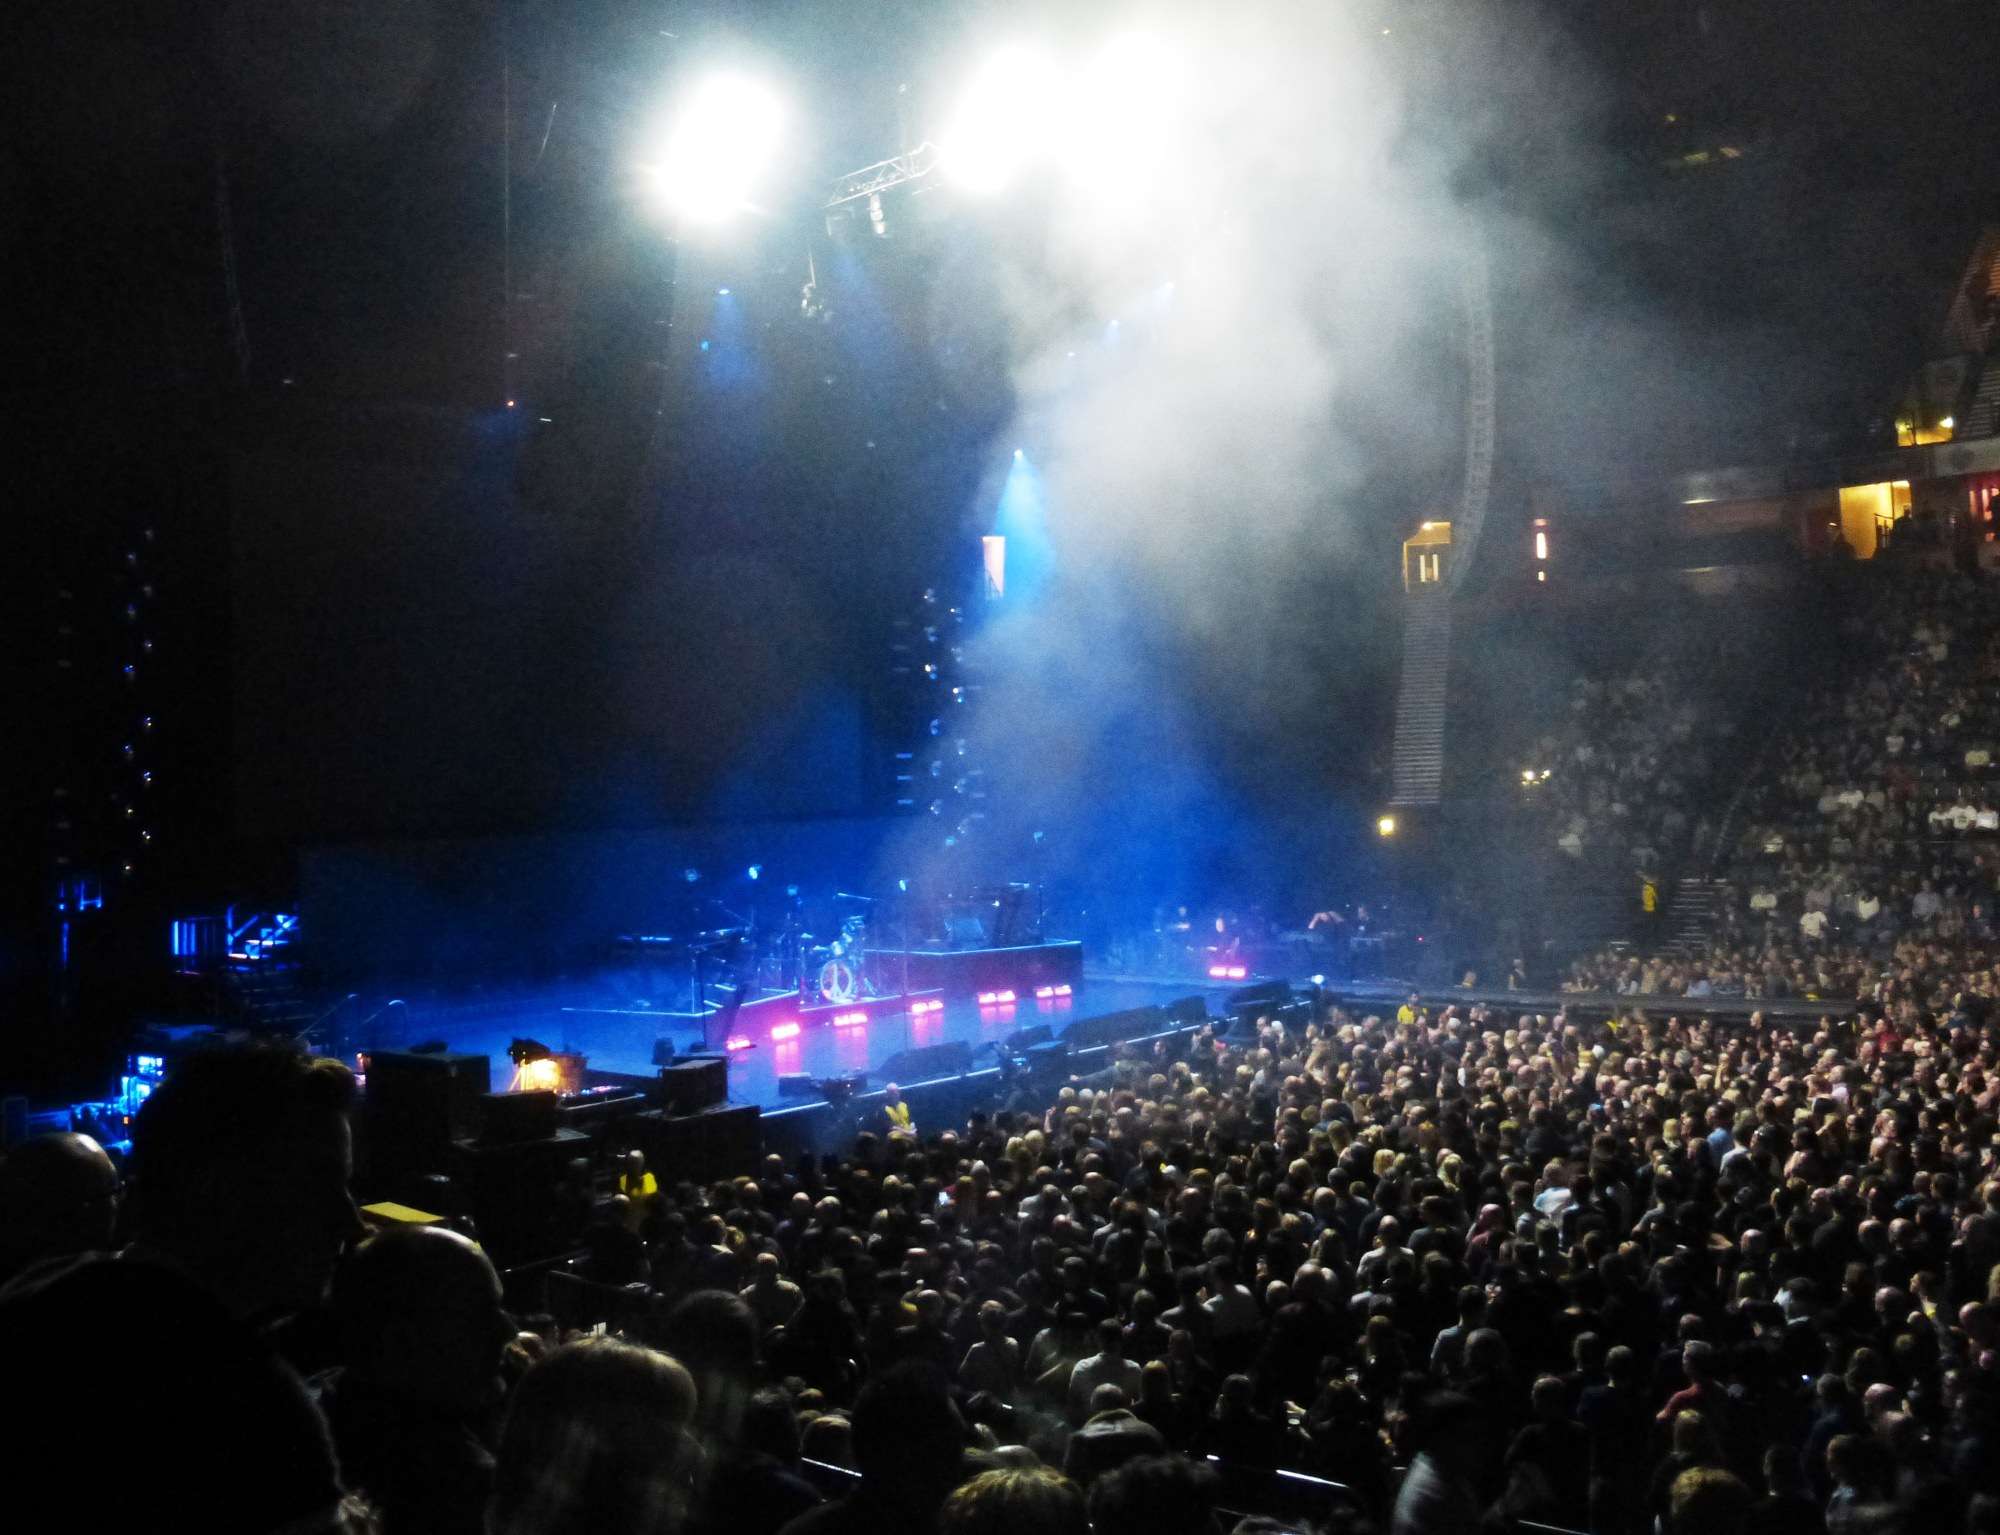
[876,1040,974,1083]
[657,1056,729,1115]
[364,1051,491,1180]
[1059,1005,1166,1049]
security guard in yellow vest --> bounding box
[617,1149,658,1202]
[882,1083,915,1139]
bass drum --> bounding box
[817,958,858,1005]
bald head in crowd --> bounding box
[335,1224,514,1416]
[0,1132,121,1284]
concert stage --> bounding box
[358,972,1227,1115]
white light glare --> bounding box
[941,46,1064,195]
[1069,32,1184,193]
[646,73,784,225]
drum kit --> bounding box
[612,871,1064,1015]
[807,912,874,1005]
[622,890,887,1009]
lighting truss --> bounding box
[824,143,943,209]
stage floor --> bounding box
[364,975,1230,1113]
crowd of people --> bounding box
[10,983,2000,1535]
[1563,567,2000,1010]
[16,565,2000,1535]
[1517,632,1743,880]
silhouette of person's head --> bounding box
[127,1043,362,1318]
[853,1361,967,1512]
[0,1132,120,1278]
[941,1468,1088,1535]
[741,1385,804,1464]
[489,1337,698,1535]
[660,1287,761,1442]
[334,1224,513,1415]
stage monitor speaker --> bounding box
[1059,1004,1166,1049]
[657,1056,728,1115]
[1164,995,1210,1025]
[777,1073,821,1099]
[452,1128,588,1265]
[627,1104,762,1185]
[481,1090,559,1145]
[1227,980,1292,1015]
[1002,1022,1054,1053]
[364,1051,492,1179]
[875,1040,974,1083]
[1025,1040,1070,1071]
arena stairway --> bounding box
[1964,355,2000,440]
[1389,600,1451,806]
[1664,876,1719,954]
[220,911,318,1038]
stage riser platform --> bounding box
[360,976,1215,1115]
[872,941,1084,998]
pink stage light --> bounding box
[770,1021,801,1041]
[832,1010,868,1028]
[1034,985,1055,999]
[909,998,943,1015]
[724,1035,753,1052]
[1208,965,1228,979]
[1054,983,1072,996]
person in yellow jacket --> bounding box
[882,1083,915,1140]
[616,1149,657,1202]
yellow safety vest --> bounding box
[885,1101,913,1135]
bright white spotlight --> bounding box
[644,72,784,225]
[1068,32,1184,196]
[941,46,1064,195]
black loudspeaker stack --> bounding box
[1059,1005,1167,1049]
[479,1089,560,1145]
[363,1051,491,1183]
[875,1040,974,1083]
[627,1104,761,1185]
[657,1055,728,1115]
[1226,980,1292,1014]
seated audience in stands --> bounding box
[1569,567,2000,1012]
